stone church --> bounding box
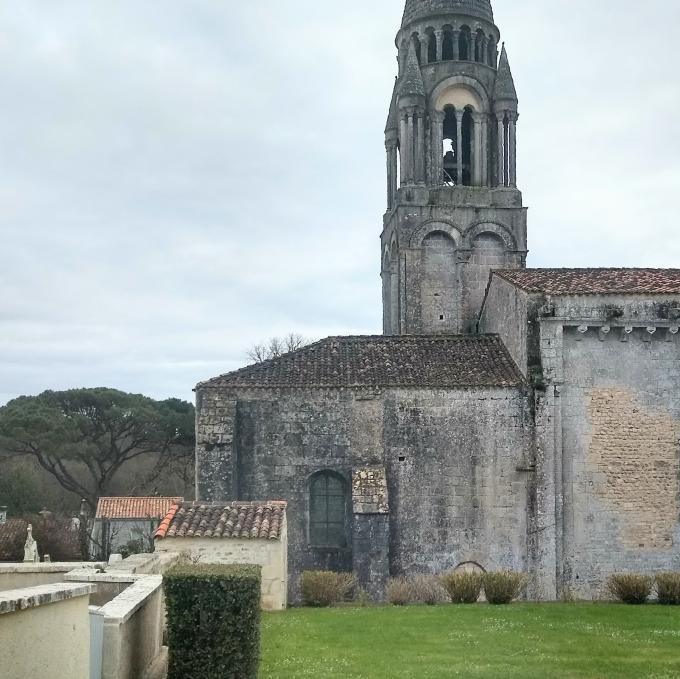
[196,0,680,602]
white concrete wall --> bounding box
[0,583,94,679]
[0,562,105,592]
[92,576,164,679]
[156,526,288,610]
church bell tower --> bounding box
[382,0,527,335]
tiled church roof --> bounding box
[95,497,183,520]
[493,268,680,296]
[198,335,525,390]
[155,501,286,541]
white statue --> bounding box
[23,524,39,563]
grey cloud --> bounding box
[1,0,679,405]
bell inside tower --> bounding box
[442,106,474,186]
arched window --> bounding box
[442,26,454,61]
[412,34,422,64]
[459,26,472,61]
[426,30,437,63]
[309,472,347,548]
[487,37,496,67]
[475,30,485,62]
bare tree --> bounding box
[247,333,311,363]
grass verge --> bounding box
[261,603,680,678]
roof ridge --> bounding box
[492,268,680,295]
[156,500,287,541]
[496,267,680,273]
[196,334,525,390]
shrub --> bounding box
[483,571,526,605]
[656,573,680,605]
[411,575,448,605]
[386,575,447,606]
[440,571,484,604]
[386,576,413,606]
[607,574,653,605]
[301,571,357,607]
[164,564,261,679]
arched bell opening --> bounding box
[425,28,437,63]
[441,106,474,187]
[442,106,457,185]
[461,108,474,186]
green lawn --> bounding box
[261,604,680,679]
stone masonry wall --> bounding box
[479,274,532,375]
[381,188,527,336]
[559,326,680,598]
[196,385,532,602]
[385,387,532,576]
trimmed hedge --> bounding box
[164,564,261,679]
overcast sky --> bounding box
[1,0,679,406]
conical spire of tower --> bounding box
[399,42,425,98]
[402,0,494,26]
[493,44,517,102]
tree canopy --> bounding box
[0,388,195,510]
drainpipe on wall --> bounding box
[0,506,7,525]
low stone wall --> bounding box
[0,562,105,592]
[0,555,167,679]
[66,561,168,679]
[98,576,164,679]
[0,582,94,679]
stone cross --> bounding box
[23,524,39,563]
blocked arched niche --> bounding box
[461,230,508,332]
[431,75,489,113]
[465,221,517,251]
[421,230,458,333]
[410,220,462,248]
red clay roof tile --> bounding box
[95,497,183,520]
[493,268,680,296]
[197,335,525,390]
[155,501,287,541]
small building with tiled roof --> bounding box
[91,497,183,559]
[154,501,288,610]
